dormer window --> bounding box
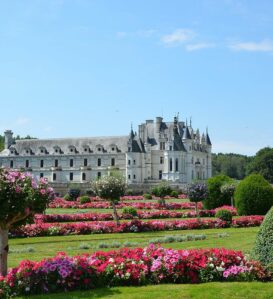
[9,147,16,155]
[96,144,104,152]
[53,146,62,154]
[83,145,91,153]
[24,147,32,155]
[68,145,77,154]
[39,146,47,154]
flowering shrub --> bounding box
[187,183,208,220]
[49,198,202,210]
[11,216,264,238]
[215,205,238,216]
[0,245,269,298]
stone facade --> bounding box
[0,116,212,187]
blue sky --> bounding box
[0,0,273,155]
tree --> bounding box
[187,182,208,220]
[220,182,237,207]
[0,169,54,276]
[151,182,172,208]
[246,147,273,183]
[91,175,126,226]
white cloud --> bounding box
[229,39,273,52]
[161,29,195,46]
[15,117,31,126]
[185,42,215,51]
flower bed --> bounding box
[0,245,269,298]
[49,198,202,210]
[11,216,264,238]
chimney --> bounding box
[4,130,13,149]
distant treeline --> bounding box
[0,136,272,183]
[213,147,273,183]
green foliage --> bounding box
[0,135,4,152]
[151,182,172,198]
[68,188,80,200]
[252,206,273,271]
[246,147,273,183]
[125,189,134,196]
[235,174,273,215]
[79,196,90,204]
[91,175,126,203]
[170,190,179,198]
[63,194,71,201]
[203,175,233,209]
[215,210,233,222]
[122,207,138,217]
[143,193,152,199]
[212,153,250,180]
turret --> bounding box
[4,130,13,149]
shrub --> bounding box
[151,182,172,207]
[252,206,273,271]
[220,183,237,207]
[203,175,233,209]
[68,188,81,201]
[79,195,90,204]
[143,193,152,199]
[215,209,233,222]
[122,207,138,217]
[170,190,179,198]
[235,174,273,215]
[126,189,134,196]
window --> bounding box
[112,147,115,151]
[84,148,88,152]
[55,159,58,167]
[98,147,101,152]
[84,158,88,167]
[41,149,44,153]
[159,170,162,179]
[82,173,86,181]
[133,174,136,179]
[10,160,13,168]
[133,160,136,165]
[70,148,73,152]
[53,173,57,181]
[160,157,164,164]
[169,146,172,151]
[98,158,101,166]
[128,174,131,179]
[175,158,179,172]
[40,173,43,178]
[69,172,73,181]
[160,142,165,150]
[26,160,29,168]
[111,158,115,166]
[55,149,59,153]
[40,160,44,168]
[70,159,73,167]
[169,158,172,172]
[128,160,131,165]
[97,172,101,178]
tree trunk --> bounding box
[231,196,234,207]
[195,202,200,222]
[0,229,9,276]
[112,202,120,226]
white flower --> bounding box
[221,261,225,267]
[109,258,114,263]
[25,287,30,292]
[209,263,214,268]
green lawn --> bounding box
[8,227,258,268]
[14,283,273,299]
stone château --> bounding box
[0,116,212,189]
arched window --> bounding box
[98,158,101,166]
[170,158,173,172]
[175,158,179,172]
[111,158,115,166]
[82,173,86,181]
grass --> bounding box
[8,227,259,268]
[14,283,273,299]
